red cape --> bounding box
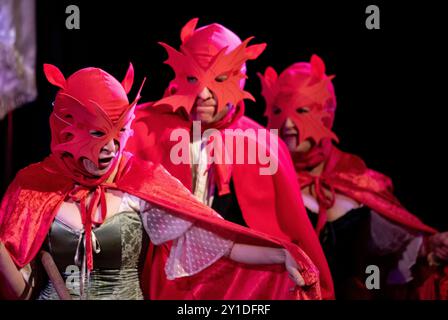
[297,145,447,299]
[298,146,435,234]
[126,103,334,299]
[0,153,321,300]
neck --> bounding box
[309,159,326,176]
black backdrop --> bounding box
[0,1,446,230]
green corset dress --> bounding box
[38,211,149,300]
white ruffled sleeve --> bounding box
[132,196,233,280]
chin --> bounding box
[201,118,214,124]
[87,168,109,177]
[93,167,111,176]
[196,115,214,124]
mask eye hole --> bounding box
[186,76,198,84]
[62,132,73,142]
[215,74,228,83]
[296,106,310,114]
[89,130,106,138]
[273,106,282,115]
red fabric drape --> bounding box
[0,153,323,299]
[127,103,334,299]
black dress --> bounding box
[308,206,421,299]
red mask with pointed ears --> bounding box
[258,54,338,146]
[154,18,266,115]
[43,63,144,186]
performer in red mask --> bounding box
[0,63,322,300]
[127,18,334,299]
[259,54,448,299]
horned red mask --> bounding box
[154,18,266,115]
[44,63,144,185]
[259,54,338,146]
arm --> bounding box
[139,199,305,285]
[0,242,32,300]
[227,243,305,286]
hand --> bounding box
[427,232,448,262]
[283,249,305,287]
[0,241,31,299]
[228,244,306,287]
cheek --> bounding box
[117,132,131,149]
[212,107,230,122]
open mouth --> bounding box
[98,156,114,169]
[282,130,298,138]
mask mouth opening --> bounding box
[81,157,114,177]
[280,120,299,142]
[281,127,298,138]
[281,121,318,152]
[98,156,115,168]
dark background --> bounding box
[1,1,446,229]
